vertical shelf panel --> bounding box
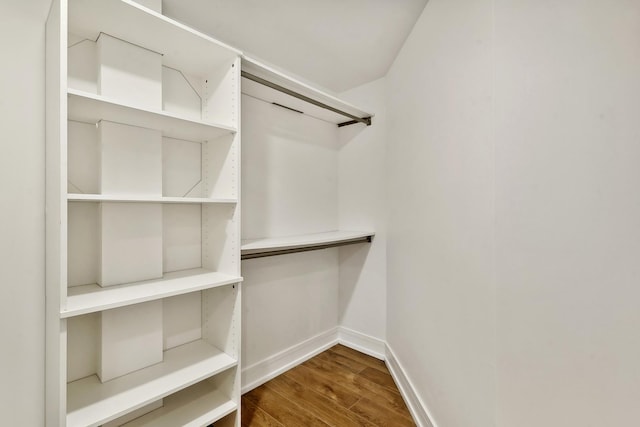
[45,0,68,425]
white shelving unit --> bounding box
[46,1,242,426]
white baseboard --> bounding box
[241,327,339,394]
[385,344,437,427]
[337,326,386,360]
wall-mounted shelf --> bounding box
[63,269,242,318]
[66,340,236,427]
[68,0,241,77]
[241,56,373,127]
[68,89,235,142]
[67,194,237,204]
[123,381,237,426]
[241,230,375,260]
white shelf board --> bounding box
[68,194,237,204]
[66,340,237,427]
[68,0,241,77]
[62,269,242,318]
[242,56,374,125]
[68,89,236,142]
[123,382,236,426]
[241,230,375,255]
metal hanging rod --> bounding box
[241,235,373,260]
[241,71,372,127]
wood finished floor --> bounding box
[241,344,415,427]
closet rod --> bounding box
[241,71,372,127]
[241,236,373,260]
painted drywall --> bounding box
[385,0,495,426]
[0,0,50,425]
[494,1,640,425]
[387,0,640,425]
[338,78,387,344]
[240,94,339,382]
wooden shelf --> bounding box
[241,230,375,259]
[66,340,237,427]
[242,56,373,126]
[68,89,236,142]
[62,269,242,318]
[68,0,241,77]
[68,194,237,204]
[123,382,236,426]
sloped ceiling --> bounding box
[163,0,427,93]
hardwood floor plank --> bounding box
[315,348,368,374]
[244,385,331,427]
[303,355,413,418]
[350,397,416,427]
[328,345,388,373]
[264,375,376,427]
[302,356,364,394]
[241,398,284,427]
[283,364,360,409]
[352,375,413,418]
[241,346,415,427]
[359,366,399,391]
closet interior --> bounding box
[45,1,374,426]
[240,56,375,261]
[239,56,376,391]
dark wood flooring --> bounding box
[241,344,415,427]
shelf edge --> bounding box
[67,88,238,136]
[67,194,238,204]
[62,272,243,318]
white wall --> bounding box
[0,0,50,425]
[338,78,387,345]
[387,0,640,426]
[494,1,640,425]
[240,94,340,388]
[385,0,495,426]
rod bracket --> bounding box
[338,117,372,128]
